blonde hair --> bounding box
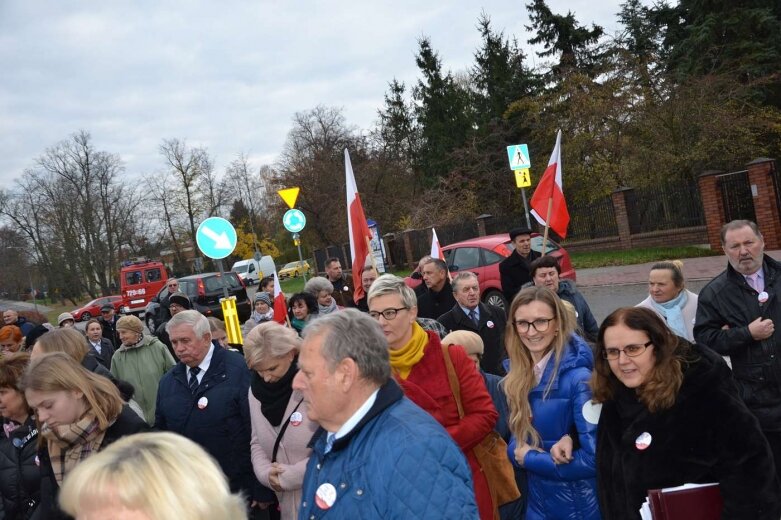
[33,328,90,362]
[504,286,576,447]
[21,352,123,430]
[243,321,300,368]
[59,432,247,520]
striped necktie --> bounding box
[188,366,201,394]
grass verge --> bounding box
[570,246,718,269]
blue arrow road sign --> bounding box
[283,209,306,233]
[196,217,237,259]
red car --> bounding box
[407,233,575,311]
[72,295,124,321]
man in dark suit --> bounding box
[499,227,541,305]
[437,271,507,375]
[416,258,456,319]
[99,304,121,348]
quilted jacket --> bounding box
[298,380,478,519]
[508,334,601,520]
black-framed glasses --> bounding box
[513,317,555,333]
[602,341,653,360]
[368,307,408,321]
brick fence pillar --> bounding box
[698,170,725,251]
[747,158,781,250]
[476,214,492,237]
[611,188,633,249]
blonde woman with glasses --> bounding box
[504,286,600,519]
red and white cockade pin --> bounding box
[315,483,337,510]
[486,320,495,329]
[759,291,769,304]
[635,432,652,450]
[197,397,208,410]
[290,411,303,426]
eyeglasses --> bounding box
[513,317,555,333]
[167,283,178,288]
[368,307,408,321]
[602,341,653,360]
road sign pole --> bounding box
[521,187,532,229]
[296,239,307,283]
[216,259,230,299]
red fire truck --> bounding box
[120,260,169,316]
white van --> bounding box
[231,256,275,285]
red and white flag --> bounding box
[272,272,287,325]
[345,149,373,302]
[530,130,570,238]
[430,228,445,261]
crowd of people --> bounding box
[0,218,780,519]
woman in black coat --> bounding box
[592,307,781,519]
[0,353,39,520]
[21,352,148,520]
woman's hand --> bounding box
[268,463,285,492]
[550,434,574,464]
[513,441,542,466]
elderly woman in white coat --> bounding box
[636,260,698,341]
[244,321,318,520]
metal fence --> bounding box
[626,182,705,234]
[717,171,755,223]
[566,196,619,240]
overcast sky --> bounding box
[0,1,634,187]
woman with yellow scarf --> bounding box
[367,274,498,520]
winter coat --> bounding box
[508,334,601,520]
[416,279,457,320]
[482,372,527,520]
[438,302,508,375]
[0,418,39,520]
[86,337,115,368]
[396,331,498,519]
[328,275,355,308]
[299,380,478,519]
[637,289,698,342]
[249,389,317,519]
[500,249,541,304]
[596,341,781,519]
[36,406,148,520]
[110,335,175,425]
[11,318,34,338]
[99,316,120,349]
[155,346,255,496]
[557,280,599,342]
[694,255,781,430]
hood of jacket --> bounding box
[536,333,594,390]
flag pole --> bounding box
[542,197,553,256]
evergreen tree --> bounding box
[412,37,473,184]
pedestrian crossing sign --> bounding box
[515,168,531,188]
[507,144,531,170]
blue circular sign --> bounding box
[283,209,306,233]
[196,217,237,260]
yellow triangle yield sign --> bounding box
[278,187,300,209]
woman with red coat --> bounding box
[367,274,498,519]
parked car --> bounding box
[144,272,252,331]
[72,295,124,322]
[278,260,311,279]
[406,233,576,311]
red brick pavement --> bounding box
[576,250,781,287]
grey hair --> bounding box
[720,219,762,244]
[452,271,478,292]
[166,310,211,341]
[243,321,301,368]
[304,276,334,295]
[367,274,417,308]
[421,257,447,272]
[303,308,390,385]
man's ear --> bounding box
[336,357,359,391]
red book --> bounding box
[648,483,723,520]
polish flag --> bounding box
[530,130,570,238]
[272,272,287,325]
[345,149,373,302]
[430,228,445,261]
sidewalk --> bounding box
[576,250,781,288]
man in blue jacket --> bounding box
[154,310,256,498]
[295,309,478,519]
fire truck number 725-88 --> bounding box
[126,288,146,297]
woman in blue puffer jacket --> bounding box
[505,287,600,519]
